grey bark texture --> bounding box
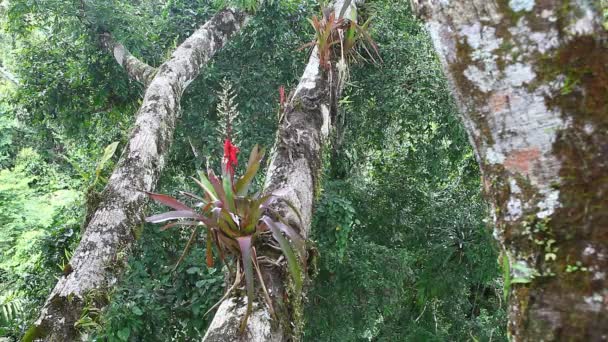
[99,32,157,87]
[31,9,249,341]
[411,0,608,340]
[202,1,362,341]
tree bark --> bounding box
[202,1,361,341]
[411,0,608,340]
[99,32,156,87]
[31,9,248,341]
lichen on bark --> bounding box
[412,0,608,339]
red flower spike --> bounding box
[223,138,240,177]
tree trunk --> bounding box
[30,9,248,341]
[411,0,608,340]
[202,1,361,341]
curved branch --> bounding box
[31,8,249,341]
[100,32,156,87]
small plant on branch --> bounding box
[144,140,306,333]
[299,2,381,70]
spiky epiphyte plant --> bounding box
[300,2,381,70]
[145,142,305,332]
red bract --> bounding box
[223,138,239,177]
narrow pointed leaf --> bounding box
[235,146,265,196]
[263,217,303,295]
[145,210,202,224]
[179,190,206,203]
[206,228,214,267]
[145,192,192,211]
[208,169,226,205]
[274,219,306,263]
[223,175,235,212]
[236,236,254,333]
[192,173,218,202]
[160,221,200,231]
[220,209,239,232]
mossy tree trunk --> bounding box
[202,1,362,341]
[411,0,607,340]
[31,9,248,341]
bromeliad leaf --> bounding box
[208,169,227,205]
[236,236,254,333]
[223,175,235,212]
[160,221,200,231]
[263,217,303,295]
[193,172,218,202]
[206,227,214,267]
[274,220,306,263]
[235,145,265,196]
[145,192,193,211]
[145,210,202,223]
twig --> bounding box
[205,259,242,316]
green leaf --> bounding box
[145,192,192,211]
[223,174,235,212]
[193,172,218,202]
[186,267,200,274]
[208,169,227,205]
[145,210,202,223]
[263,217,303,295]
[235,145,265,196]
[131,306,143,316]
[117,327,130,341]
[97,141,119,173]
[236,236,254,333]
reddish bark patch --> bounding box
[489,92,509,112]
[504,148,541,176]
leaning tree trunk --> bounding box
[202,1,361,341]
[411,0,608,340]
[30,9,248,341]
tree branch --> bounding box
[99,32,156,87]
[31,8,249,341]
[202,2,360,341]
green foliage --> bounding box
[304,2,506,341]
[0,147,83,337]
[212,0,300,12]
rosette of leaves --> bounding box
[144,144,306,332]
[300,2,381,70]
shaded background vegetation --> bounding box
[0,0,505,340]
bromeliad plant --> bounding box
[300,1,381,70]
[144,140,306,332]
